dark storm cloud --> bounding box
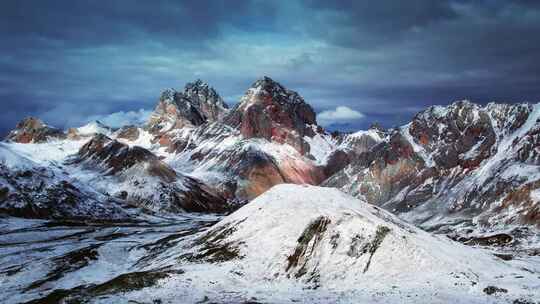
[1,0,539,136]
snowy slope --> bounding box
[76,120,113,136]
[104,184,539,303]
[0,142,131,220]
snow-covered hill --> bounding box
[20,184,533,303]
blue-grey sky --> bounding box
[1,0,540,135]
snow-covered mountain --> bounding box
[0,77,539,303]
[324,100,540,248]
[0,142,130,220]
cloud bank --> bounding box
[317,106,365,126]
[86,109,153,128]
[1,1,540,135]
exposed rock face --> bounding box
[324,101,540,237]
[224,77,317,154]
[6,117,65,143]
[147,80,228,134]
[184,79,229,122]
[408,101,496,169]
[70,134,230,213]
[75,134,176,179]
[143,77,329,202]
[115,125,141,141]
[155,121,325,201]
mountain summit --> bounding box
[225,76,318,154]
[147,80,229,134]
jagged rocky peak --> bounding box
[485,102,533,136]
[409,100,496,169]
[5,117,65,143]
[225,76,318,154]
[147,80,228,134]
[341,124,386,153]
[184,79,229,121]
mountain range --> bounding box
[0,77,538,303]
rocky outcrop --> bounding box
[74,134,175,179]
[224,77,317,154]
[70,134,230,213]
[6,117,65,143]
[184,79,229,122]
[147,80,228,134]
[115,126,141,141]
[408,101,496,169]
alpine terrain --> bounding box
[1,78,539,303]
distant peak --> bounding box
[17,117,46,129]
[160,88,177,102]
[185,79,209,90]
[250,76,282,89]
[450,99,477,108]
[368,122,385,132]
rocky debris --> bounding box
[461,233,514,247]
[224,76,317,154]
[147,80,228,134]
[483,286,508,295]
[5,117,65,143]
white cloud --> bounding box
[317,106,365,126]
[86,109,152,128]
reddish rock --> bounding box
[225,76,317,155]
[6,117,65,143]
[115,126,140,141]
